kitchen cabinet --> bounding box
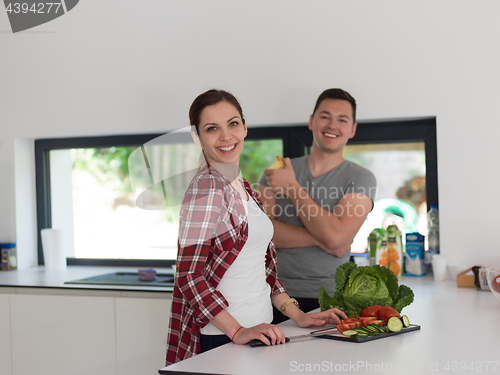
[116,297,171,375]
[0,294,12,375]
[0,288,172,375]
[10,293,116,375]
[0,266,174,375]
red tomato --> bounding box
[361,305,382,318]
[336,324,350,333]
[378,306,401,325]
[358,317,377,325]
[490,275,500,293]
[336,322,360,333]
[358,316,377,322]
[341,318,359,324]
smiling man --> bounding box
[258,88,377,321]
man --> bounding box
[258,88,377,319]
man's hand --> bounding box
[316,241,351,258]
[263,157,300,195]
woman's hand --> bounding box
[231,323,286,346]
[294,308,348,328]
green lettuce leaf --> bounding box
[392,284,415,313]
[318,262,415,317]
[319,286,337,311]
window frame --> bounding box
[35,117,437,267]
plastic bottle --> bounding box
[427,205,440,252]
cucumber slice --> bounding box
[342,330,359,336]
[364,325,380,334]
[355,332,369,336]
[369,324,387,333]
[387,316,404,332]
[401,315,410,328]
[354,327,373,335]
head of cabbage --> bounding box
[319,262,414,318]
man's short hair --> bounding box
[312,88,357,123]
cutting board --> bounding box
[318,324,421,343]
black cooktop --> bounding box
[65,271,174,287]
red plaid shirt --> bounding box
[165,163,286,365]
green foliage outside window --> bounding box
[72,147,136,194]
[239,139,283,185]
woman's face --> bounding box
[194,101,247,166]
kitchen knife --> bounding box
[249,327,338,347]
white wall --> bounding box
[1,1,500,267]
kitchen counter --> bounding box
[0,266,173,297]
[159,276,500,375]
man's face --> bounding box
[308,98,357,154]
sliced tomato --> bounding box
[341,318,359,324]
[336,322,360,333]
[336,324,348,333]
[358,317,378,325]
[338,317,386,331]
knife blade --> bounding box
[249,327,338,347]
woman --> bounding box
[165,89,346,365]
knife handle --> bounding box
[249,337,290,347]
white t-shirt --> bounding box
[201,196,274,335]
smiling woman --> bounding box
[191,101,248,167]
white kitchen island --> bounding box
[159,276,500,375]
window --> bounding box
[343,142,427,253]
[35,118,437,266]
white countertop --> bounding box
[159,276,500,375]
[0,266,173,297]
